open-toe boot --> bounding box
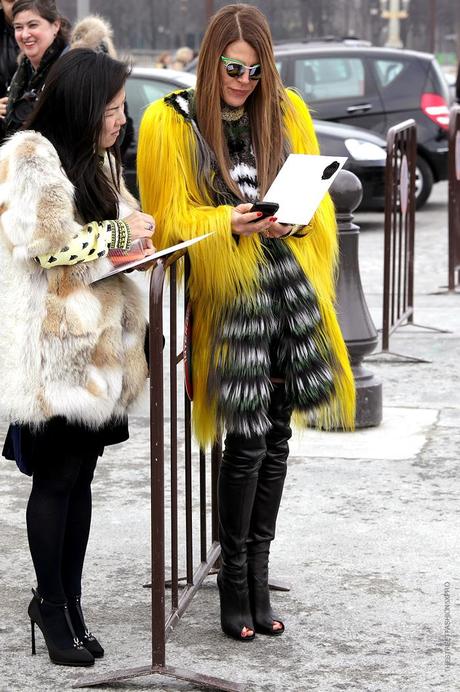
[248,547,285,636]
[247,383,291,636]
[218,432,267,642]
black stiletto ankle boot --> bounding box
[67,596,104,658]
[28,589,94,666]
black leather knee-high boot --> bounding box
[247,383,292,635]
[218,433,267,641]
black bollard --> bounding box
[330,169,382,428]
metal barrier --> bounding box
[76,251,242,692]
[377,118,449,362]
[381,119,418,357]
[448,104,460,291]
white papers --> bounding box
[263,154,347,225]
[91,232,214,282]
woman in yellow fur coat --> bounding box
[138,4,355,643]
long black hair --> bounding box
[25,48,130,222]
[12,0,71,42]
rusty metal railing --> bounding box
[376,119,449,362]
[448,104,460,291]
[75,251,242,691]
[381,119,418,356]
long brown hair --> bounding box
[26,49,129,223]
[196,3,288,200]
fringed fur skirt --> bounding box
[212,239,335,438]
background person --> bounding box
[0,0,19,135]
[3,0,70,135]
[153,50,172,69]
[0,48,155,667]
[170,45,194,70]
[138,3,354,643]
[456,60,460,104]
[70,11,116,55]
[0,0,17,92]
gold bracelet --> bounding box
[280,224,303,238]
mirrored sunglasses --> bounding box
[220,56,262,80]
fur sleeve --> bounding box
[137,96,232,249]
[137,96,265,305]
[0,131,83,264]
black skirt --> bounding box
[2,416,129,476]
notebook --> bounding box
[263,154,347,225]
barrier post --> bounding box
[331,169,382,427]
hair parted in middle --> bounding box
[25,48,130,223]
[196,3,290,200]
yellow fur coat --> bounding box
[138,88,355,445]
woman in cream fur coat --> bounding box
[0,49,154,667]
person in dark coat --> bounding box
[0,0,19,139]
[0,1,18,95]
[3,0,70,136]
[456,61,460,104]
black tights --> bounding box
[26,449,98,603]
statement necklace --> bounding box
[221,104,245,122]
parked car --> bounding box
[310,119,386,209]
[124,66,386,210]
[443,69,457,104]
[270,42,450,207]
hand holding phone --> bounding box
[231,202,279,236]
[248,201,279,222]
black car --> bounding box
[124,67,386,210]
[270,42,450,207]
[311,119,386,209]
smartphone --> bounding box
[248,201,279,222]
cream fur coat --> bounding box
[0,130,148,428]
